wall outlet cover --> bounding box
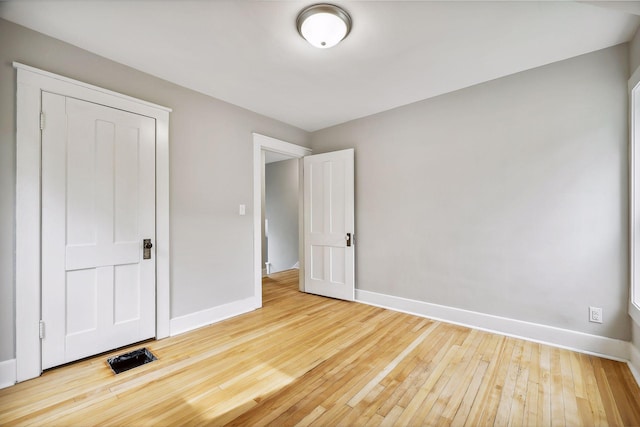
[589,306,603,324]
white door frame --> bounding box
[14,63,171,382]
[253,133,311,307]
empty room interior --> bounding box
[2,0,640,425]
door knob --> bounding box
[143,239,152,259]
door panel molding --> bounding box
[14,63,171,382]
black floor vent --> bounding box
[107,348,157,374]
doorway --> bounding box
[252,134,311,308]
[252,134,356,307]
[264,155,300,276]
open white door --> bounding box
[303,149,355,301]
[41,92,156,369]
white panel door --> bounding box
[41,92,156,369]
[304,149,355,301]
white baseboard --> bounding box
[629,342,640,387]
[356,289,630,362]
[0,359,16,389]
[170,297,258,337]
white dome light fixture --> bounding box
[296,4,352,49]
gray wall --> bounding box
[0,18,310,362]
[265,159,299,273]
[311,44,631,341]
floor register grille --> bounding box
[107,348,157,374]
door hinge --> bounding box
[40,112,45,130]
[39,320,45,339]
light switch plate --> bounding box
[239,204,246,216]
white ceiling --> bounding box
[1,1,639,132]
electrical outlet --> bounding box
[589,306,603,324]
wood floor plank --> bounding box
[591,355,625,426]
[494,339,524,426]
[429,330,486,426]
[600,358,640,426]
[560,349,581,426]
[0,269,638,427]
[474,337,517,426]
[347,321,438,407]
[523,342,540,427]
[578,353,607,426]
[294,405,326,427]
[397,342,459,425]
[376,327,452,417]
[450,359,490,426]
[538,343,553,427]
[550,347,566,426]
[462,334,506,426]
[400,344,461,425]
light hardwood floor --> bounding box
[1,269,639,426]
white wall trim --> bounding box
[169,297,257,337]
[629,342,640,388]
[0,359,16,390]
[627,50,640,390]
[14,63,171,382]
[252,133,311,308]
[629,70,640,332]
[356,289,630,361]
[13,63,172,112]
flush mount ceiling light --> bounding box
[296,4,352,49]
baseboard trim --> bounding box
[356,289,630,361]
[170,297,258,337]
[0,359,16,389]
[629,343,640,387]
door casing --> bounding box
[14,63,171,382]
[253,133,311,307]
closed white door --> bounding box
[303,149,355,301]
[41,92,156,369]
